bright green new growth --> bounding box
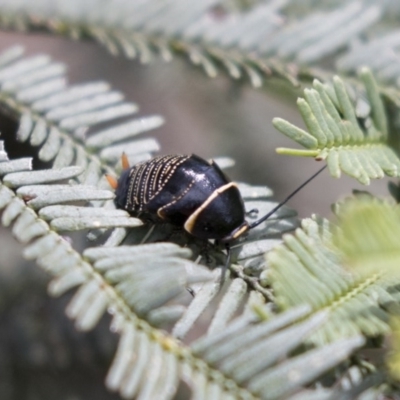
[334,197,400,277]
[388,316,400,381]
[268,212,400,345]
[274,69,400,185]
[331,197,400,381]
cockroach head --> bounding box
[114,168,131,210]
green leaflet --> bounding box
[332,198,400,385]
[387,316,400,382]
[274,69,400,185]
[334,197,400,279]
[268,213,400,345]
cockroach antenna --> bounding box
[220,164,327,288]
[248,164,327,230]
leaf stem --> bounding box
[276,148,320,157]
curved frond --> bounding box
[0,47,163,180]
[324,197,400,396]
[0,157,366,399]
[0,0,400,112]
[334,197,400,277]
[0,45,301,299]
[0,0,296,87]
[274,69,400,185]
[267,211,400,345]
[0,163,206,398]
[0,48,334,398]
[0,0,388,89]
[191,303,364,400]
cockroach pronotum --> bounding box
[106,153,326,284]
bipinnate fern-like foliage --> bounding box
[3,1,400,397]
[0,46,369,399]
[0,147,365,399]
[274,69,400,185]
[0,0,392,88]
[267,211,400,345]
[268,195,400,392]
[328,197,400,384]
[0,45,300,275]
[334,197,400,276]
[1,0,400,94]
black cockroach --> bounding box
[106,153,326,283]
